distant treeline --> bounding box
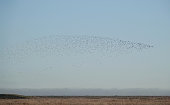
[0,94,29,99]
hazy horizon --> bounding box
[1,88,170,96]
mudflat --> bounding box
[0,95,170,105]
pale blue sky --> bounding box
[0,0,170,89]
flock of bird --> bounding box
[0,35,153,65]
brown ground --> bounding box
[0,96,170,105]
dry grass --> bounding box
[0,96,170,105]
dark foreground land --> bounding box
[0,94,170,105]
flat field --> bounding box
[0,96,170,105]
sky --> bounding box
[0,0,170,89]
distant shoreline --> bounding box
[1,94,170,99]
